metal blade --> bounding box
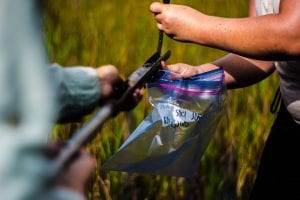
[127,51,160,86]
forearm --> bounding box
[188,0,300,60]
[199,54,275,89]
[192,16,299,60]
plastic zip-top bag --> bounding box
[102,68,227,177]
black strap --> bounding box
[270,87,281,114]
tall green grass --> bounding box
[43,1,279,199]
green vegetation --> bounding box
[43,0,279,199]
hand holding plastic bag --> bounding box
[103,68,227,177]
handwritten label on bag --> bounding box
[157,103,202,127]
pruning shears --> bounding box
[53,0,171,174]
[53,51,171,172]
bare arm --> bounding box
[151,0,300,60]
[163,55,275,89]
[213,54,275,89]
[218,0,275,88]
[161,0,275,89]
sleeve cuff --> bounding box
[40,187,86,200]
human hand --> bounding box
[96,65,144,111]
[55,148,96,194]
[150,2,205,42]
[43,141,96,195]
[95,65,123,99]
[161,61,219,78]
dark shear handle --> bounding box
[157,0,170,54]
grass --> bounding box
[43,0,279,199]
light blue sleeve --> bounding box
[0,1,98,199]
[50,64,102,122]
[40,188,85,200]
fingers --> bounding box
[150,2,164,14]
[96,65,121,83]
[134,88,144,103]
[161,61,167,69]
[161,62,199,78]
[55,148,96,194]
[150,2,167,31]
[157,23,164,31]
[77,149,96,173]
[119,88,145,112]
[96,65,124,99]
[163,63,186,74]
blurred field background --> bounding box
[42,0,279,199]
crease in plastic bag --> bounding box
[102,68,227,177]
